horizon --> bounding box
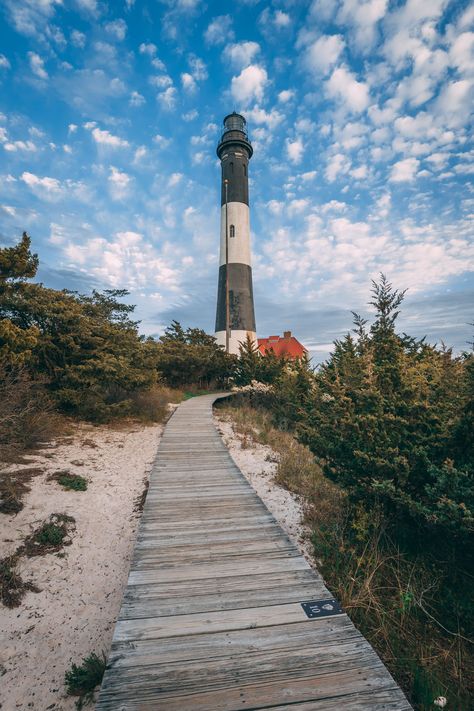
[0,0,473,364]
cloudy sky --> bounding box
[0,0,473,361]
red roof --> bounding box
[257,331,307,359]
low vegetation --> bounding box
[0,467,44,514]
[217,275,473,710]
[22,513,76,556]
[218,399,473,710]
[0,554,40,608]
[49,470,88,491]
[65,651,107,709]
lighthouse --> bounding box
[215,112,257,355]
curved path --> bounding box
[96,394,411,710]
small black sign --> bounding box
[301,598,343,619]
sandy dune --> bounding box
[0,420,163,710]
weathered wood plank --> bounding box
[95,393,411,711]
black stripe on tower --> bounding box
[215,264,256,332]
[217,114,253,207]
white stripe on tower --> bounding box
[219,202,251,267]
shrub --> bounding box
[156,320,236,388]
[50,471,88,491]
[65,652,107,709]
[0,366,62,460]
[128,384,182,422]
[1,234,160,422]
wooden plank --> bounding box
[96,393,411,711]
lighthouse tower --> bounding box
[215,112,257,354]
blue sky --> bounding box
[0,0,473,362]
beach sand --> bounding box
[0,420,163,710]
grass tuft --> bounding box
[23,513,76,557]
[0,467,44,515]
[0,554,40,608]
[65,651,107,709]
[49,470,88,491]
[128,385,183,422]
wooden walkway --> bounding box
[96,394,411,710]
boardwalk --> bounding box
[96,394,411,710]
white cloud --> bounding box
[168,172,183,186]
[267,200,284,215]
[108,166,131,199]
[286,137,304,165]
[4,0,62,37]
[303,35,345,75]
[321,200,348,213]
[75,0,98,13]
[139,42,157,56]
[325,153,351,181]
[223,41,260,70]
[105,19,127,40]
[182,109,198,121]
[133,146,147,162]
[188,55,208,81]
[245,106,284,129]
[278,89,294,103]
[129,90,145,106]
[288,198,309,215]
[326,65,370,112]
[28,52,48,80]
[0,54,11,69]
[157,86,177,110]
[71,29,86,47]
[309,0,336,22]
[21,171,61,194]
[4,140,37,152]
[449,32,474,76]
[259,7,291,32]
[434,79,473,127]
[204,15,234,45]
[153,134,171,147]
[149,74,173,88]
[231,65,268,105]
[336,0,388,52]
[87,126,129,148]
[390,157,420,182]
[62,230,181,291]
[274,10,291,28]
[181,72,196,92]
[68,124,77,134]
[351,164,368,179]
[301,170,317,181]
[426,152,449,170]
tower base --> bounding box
[215,329,257,356]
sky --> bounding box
[0,0,473,363]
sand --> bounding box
[1,406,313,710]
[0,420,163,710]
[214,413,316,566]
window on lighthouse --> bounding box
[230,225,235,238]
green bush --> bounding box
[55,472,88,491]
[65,652,106,709]
[156,320,236,388]
[0,234,161,422]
